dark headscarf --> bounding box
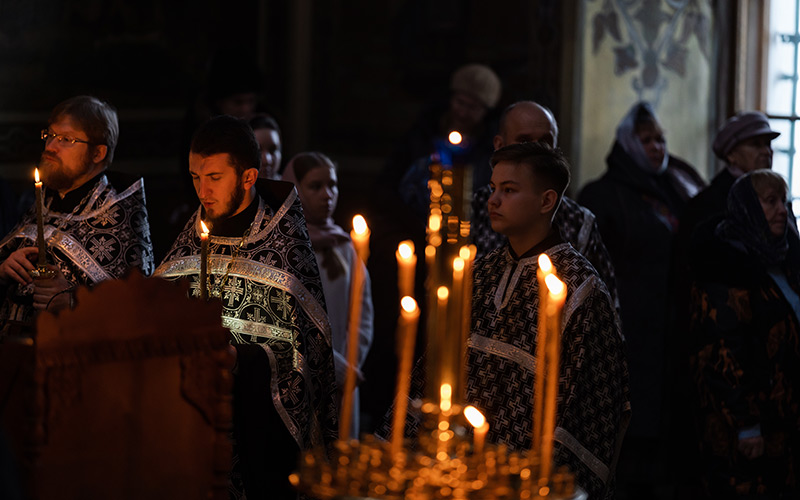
[716,173,794,267]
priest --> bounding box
[154,115,338,499]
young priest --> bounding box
[466,142,631,500]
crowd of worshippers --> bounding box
[0,61,798,500]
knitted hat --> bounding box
[450,64,502,109]
[712,111,780,159]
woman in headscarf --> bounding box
[282,152,374,439]
[577,101,706,496]
[689,169,800,498]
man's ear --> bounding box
[92,145,108,165]
[493,135,504,151]
[540,189,559,215]
[242,168,259,190]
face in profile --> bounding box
[254,127,282,180]
[728,135,774,173]
[757,185,788,237]
[487,161,547,238]
[189,152,247,226]
[635,122,666,171]
[39,115,99,192]
[297,164,338,226]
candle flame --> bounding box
[425,245,436,258]
[463,405,486,428]
[448,131,463,145]
[437,286,449,300]
[440,383,452,412]
[34,168,40,183]
[453,257,465,272]
[200,220,209,234]
[428,213,442,232]
[545,274,566,296]
[400,296,418,313]
[352,214,368,235]
[398,241,415,259]
[459,245,473,261]
[538,253,553,273]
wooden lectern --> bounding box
[0,271,233,500]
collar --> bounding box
[207,196,260,237]
[46,172,105,214]
[510,230,564,260]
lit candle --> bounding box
[351,214,370,262]
[436,286,451,394]
[34,168,46,267]
[390,296,420,457]
[540,273,567,483]
[340,215,370,442]
[199,220,210,301]
[464,405,489,455]
[533,254,553,453]
[396,240,416,300]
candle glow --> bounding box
[341,214,371,441]
[448,131,463,145]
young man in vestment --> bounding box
[0,95,154,337]
[154,115,338,499]
[467,142,630,500]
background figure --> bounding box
[688,170,800,499]
[578,101,705,499]
[250,113,283,180]
[282,152,374,439]
[681,112,780,239]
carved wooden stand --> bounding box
[0,271,233,500]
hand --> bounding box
[737,436,765,459]
[32,265,72,311]
[0,247,39,285]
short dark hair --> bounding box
[249,113,281,137]
[49,95,119,165]
[490,142,571,199]
[190,115,261,175]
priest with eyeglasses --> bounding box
[0,95,154,338]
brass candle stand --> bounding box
[291,401,583,500]
[28,265,55,280]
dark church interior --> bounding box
[1,1,798,499]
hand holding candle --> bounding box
[340,215,370,442]
[199,220,210,300]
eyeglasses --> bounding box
[41,129,92,146]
